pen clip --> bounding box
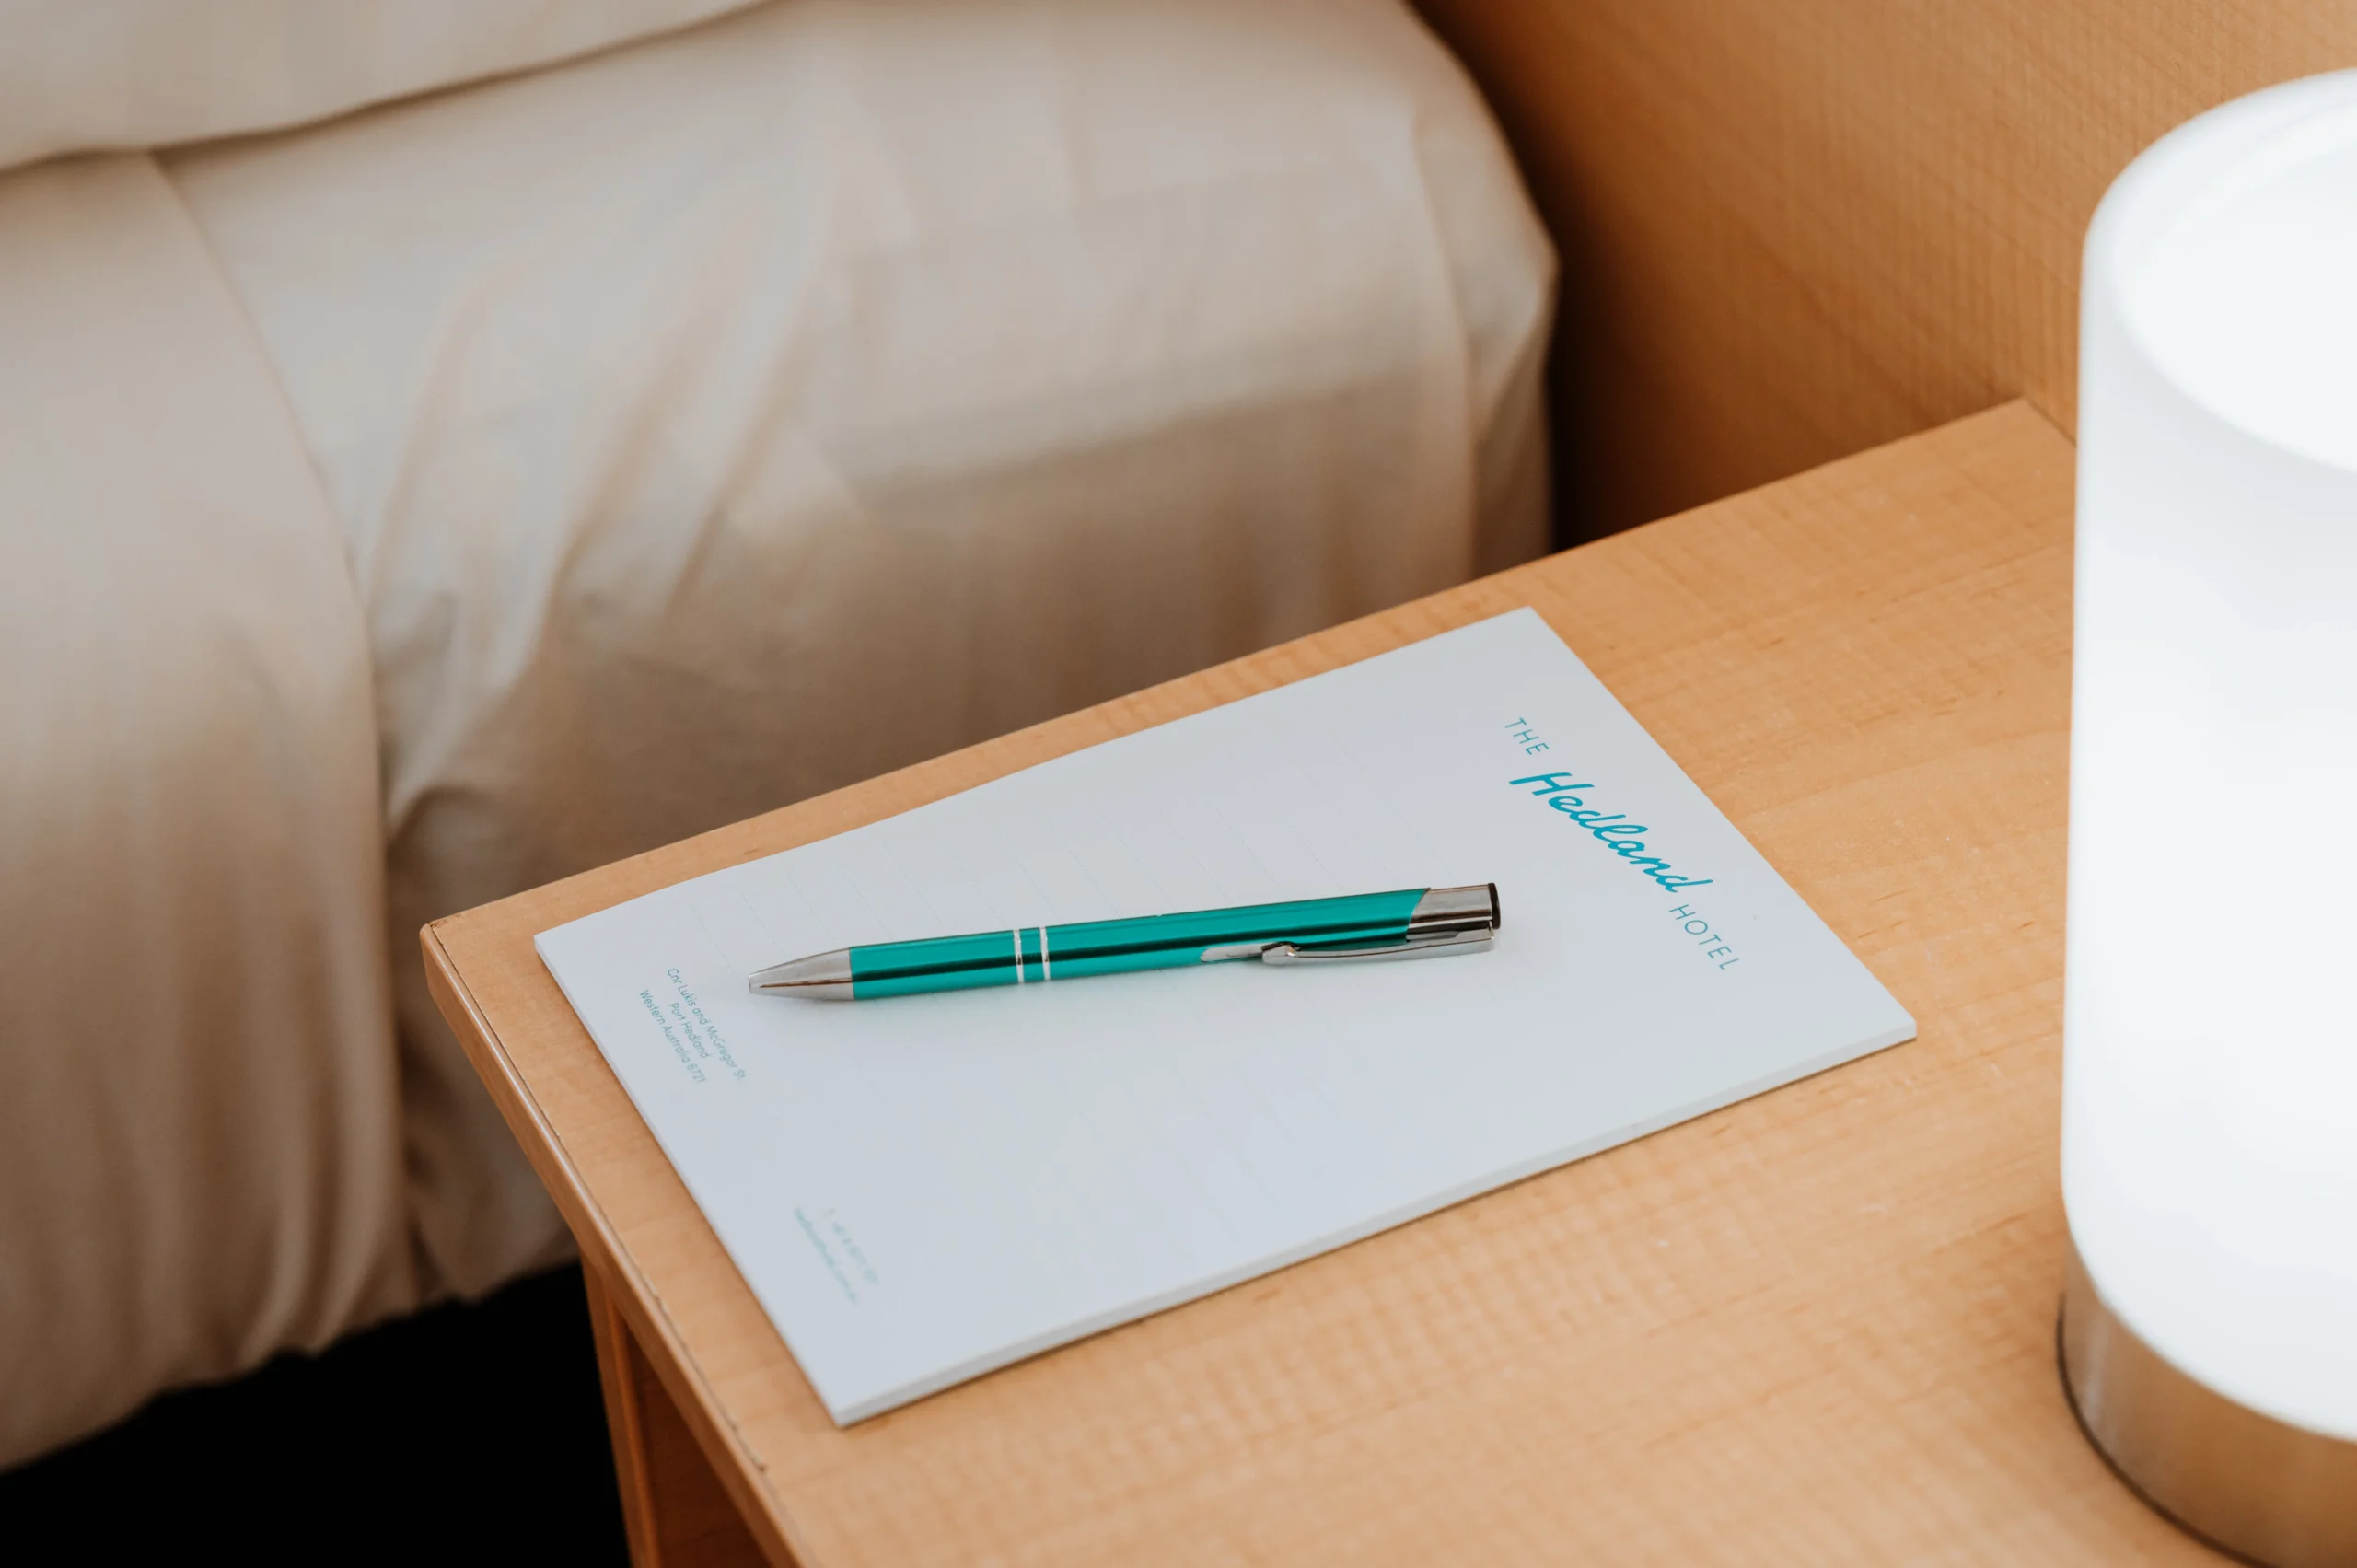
[1260,929,1494,965]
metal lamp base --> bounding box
[2061,1244,2357,1566]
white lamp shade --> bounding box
[2068,69,2357,1450]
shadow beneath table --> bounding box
[0,1265,628,1566]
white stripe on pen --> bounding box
[1011,927,1025,983]
[1039,926,1051,981]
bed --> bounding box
[0,0,1551,1465]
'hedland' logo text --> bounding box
[1508,771,1714,893]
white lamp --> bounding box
[2066,71,2357,1564]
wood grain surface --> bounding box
[586,1266,767,1568]
[1412,0,2357,542]
[425,401,2220,1564]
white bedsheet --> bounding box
[0,0,764,171]
[0,0,1550,1464]
[0,156,412,1467]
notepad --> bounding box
[536,608,1914,1423]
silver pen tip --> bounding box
[748,949,855,1001]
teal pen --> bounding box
[747,884,1501,1001]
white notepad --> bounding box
[537,609,1914,1423]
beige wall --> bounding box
[1415,1,2357,541]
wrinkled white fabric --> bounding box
[0,0,763,174]
[168,0,1554,1302]
[0,0,1550,1465]
[0,155,410,1466]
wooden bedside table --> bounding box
[424,401,2213,1566]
